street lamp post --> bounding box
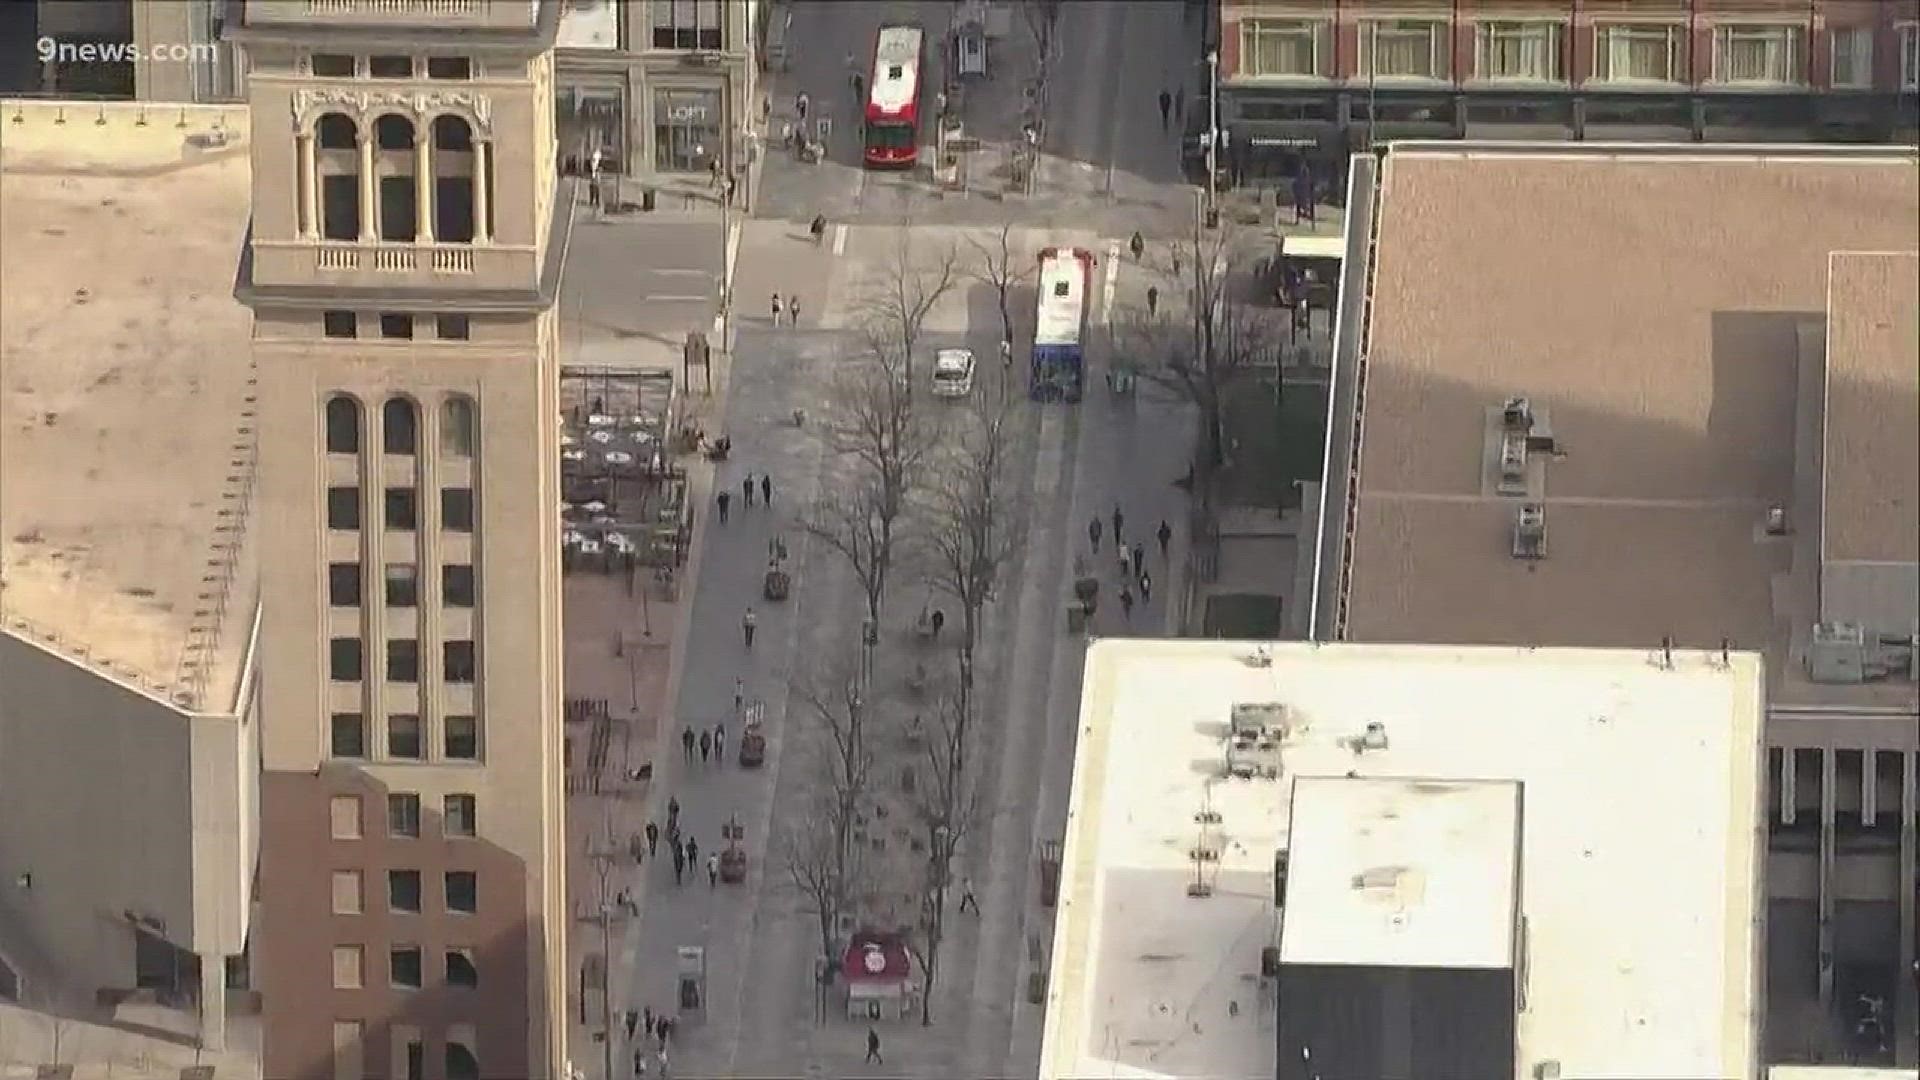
[1204,49,1219,225]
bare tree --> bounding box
[903,690,985,1025]
[780,799,856,994]
[782,656,878,982]
[818,348,937,622]
[965,220,1032,355]
[856,216,961,394]
[918,394,1026,713]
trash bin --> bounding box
[1065,601,1086,633]
[641,187,656,212]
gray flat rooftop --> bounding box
[0,103,257,709]
[1279,776,1520,970]
[1341,145,1919,710]
[1041,640,1766,1080]
[1823,252,1920,566]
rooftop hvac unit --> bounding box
[1227,703,1286,779]
[1806,621,1919,684]
[1502,397,1534,434]
[1512,503,1546,560]
[1500,433,1528,485]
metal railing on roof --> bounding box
[171,364,261,711]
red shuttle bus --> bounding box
[863,25,925,168]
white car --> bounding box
[931,348,976,398]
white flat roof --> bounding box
[1041,640,1765,1080]
[1034,250,1089,347]
[1280,776,1520,970]
[1769,1070,1920,1080]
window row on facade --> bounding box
[302,111,493,245]
[1237,18,1920,91]
[328,484,474,531]
[331,792,477,841]
[326,310,472,341]
[326,394,477,460]
[330,708,480,761]
[328,637,478,683]
[331,1021,481,1080]
[306,52,475,81]
[331,868,478,919]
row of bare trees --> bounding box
[780,211,1032,1026]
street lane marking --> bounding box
[654,268,710,277]
[832,224,848,255]
[645,294,708,302]
[1100,239,1121,325]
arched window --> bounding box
[432,115,477,243]
[382,397,418,455]
[446,1043,479,1080]
[324,395,361,454]
[441,395,475,457]
[372,114,418,242]
[315,114,360,241]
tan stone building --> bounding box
[228,2,570,1076]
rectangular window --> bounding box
[1829,27,1873,89]
[1239,18,1328,78]
[1359,18,1450,79]
[442,488,474,532]
[1712,24,1804,85]
[329,637,364,682]
[435,314,471,340]
[332,1020,364,1080]
[444,793,477,836]
[387,639,420,683]
[385,487,418,530]
[443,565,476,607]
[445,716,479,760]
[332,944,364,989]
[1594,23,1682,82]
[331,794,363,839]
[327,486,361,531]
[388,793,421,838]
[446,948,479,988]
[1904,25,1920,90]
[388,713,423,759]
[330,712,367,758]
[331,869,363,915]
[426,56,472,80]
[388,869,422,913]
[444,640,476,684]
[323,310,358,338]
[378,313,413,340]
[1475,22,1564,81]
[652,0,724,50]
[385,564,419,608]
[445,870,477,914]
[368,55,413,78]
[311,53,355,77]
[389,945,423,989]
[328,562,362,607]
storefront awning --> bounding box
[1282,234,1345,260]
[1248,135,1318,148]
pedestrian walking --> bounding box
[771,292,783,323]
[930,609,945,640]
[760,473,772,506]
[1171,247,1183,279]
[1131,542,1146,578]
[714,722,726,760]
[716,489,731,523]
[852,72,865,101]
[643,1005,654,1039]
[685,836,699,867]
[1129,230,1145,262]
[866,1027,883,1064]
[656,1047,669,1079]
[698,730,712,763]
[810,214,827,244]
[1157,519,1173,558]
[1146,284,1159,316]
[681,727,695,762]
[646,821,659,856]
[959,877,980,914]
[733,677,745,714]
[1088,515,1103,552]
[1139,570,1153,601]
[629,832,645,865]
[1117,545,1130,580]
[1112,504,1126,544]
[667,797,680,830]
[671,843,685,884]
[796,91,809,122]
[625,1009,639,1039]
[1158,88,1172,130]
[789,295,801,326]
[1119,586,1135,621]
[742,474,755,507]
[742,607,757,647]
[707,854,719,887]
[634,1048,647,1077]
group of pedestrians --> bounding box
[769,292,804,327]
[1088,507,1175,625]
[680,720,729,768]
[716,470,774,525]
[623,1005,677,1076]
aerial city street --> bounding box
[0,1,1916,1078]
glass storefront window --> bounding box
[654,88,723,173]
[558,85,627,174]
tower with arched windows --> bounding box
[229,4,568,1078]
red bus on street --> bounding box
[863,25,924,169]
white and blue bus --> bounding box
[1031,246,1095,403]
